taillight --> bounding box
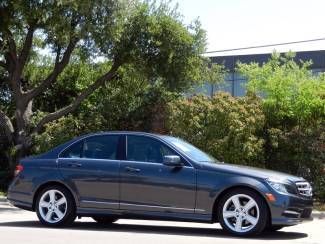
[14,164,24,177]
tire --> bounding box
[92,216,118,225]
[265,225,284,232]
[36,185,76,227]
[217,188,269,236]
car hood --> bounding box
[200,162,305,183]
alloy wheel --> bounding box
[222,194,260,233]
[38,189,67,224]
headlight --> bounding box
[266,180,288,194]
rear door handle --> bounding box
[67,162,82,168]
[125,166,141,173]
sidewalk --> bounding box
[0,195,19,212]
[312,210,325,219]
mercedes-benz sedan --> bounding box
[8,131,313,236]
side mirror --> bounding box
[163,155,183,167]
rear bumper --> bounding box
[7,178,34,211]
[271,193,313,226]
[7,197,33,211]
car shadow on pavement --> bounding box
[0,220,308,240]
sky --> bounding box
[174,0,325,56]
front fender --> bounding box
[195,169,270,216]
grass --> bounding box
[0,191,6,197]
[314,202,325,211]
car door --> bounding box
[119,135,196,213]
[58,134,121,209]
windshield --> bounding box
[162,136,217,163]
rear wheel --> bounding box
[36,185,76,227]
[92,216,118,225]
[217,188,269,236]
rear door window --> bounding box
[83,135,119,160]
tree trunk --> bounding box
[11,99,34,169]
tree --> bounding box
[238,53,325,200]
[238,52,325,127]
[0,0,208,166]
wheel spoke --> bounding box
[235,217,242,231]
[45,210,53,221]
[56,197,67,206]
[232,196,241,209]
[223,211,236,218]
[245,215,258,225]
[243,199,256,211]
[40,200,50,208]
[49,190,55,202]
[54,209,64,219]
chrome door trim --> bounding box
[119,202,205,213]
[81,200,119,207]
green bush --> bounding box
[239,52,325,202]
[168,92,265,167]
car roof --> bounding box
[78,131,168,139]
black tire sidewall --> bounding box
[217,188,269,236]
[92,216,118,225]
[36,185,76,227]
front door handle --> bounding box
[68,162,82,168]
[125,166,141,173]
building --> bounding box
[195,50,325,97]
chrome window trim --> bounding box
[59,157,121,163]
[119,159,193,169]
[57,132,195,168]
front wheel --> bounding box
[217,188,269,236]
[36,185,76,227]
[265,225,284,232]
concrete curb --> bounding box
[0,196,7,203]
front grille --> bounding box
[296,182,313,197]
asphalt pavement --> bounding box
[1,196,324,244]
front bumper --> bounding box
[270,193,313,226]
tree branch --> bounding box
[33,62,121,134]
[25,37,79,101]
[0,60,6,68]
[2,28,22,98]
[0,110,14,143]
[18,25,35,70]
[4,28,17,62]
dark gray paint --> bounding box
[7,131,313,226]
